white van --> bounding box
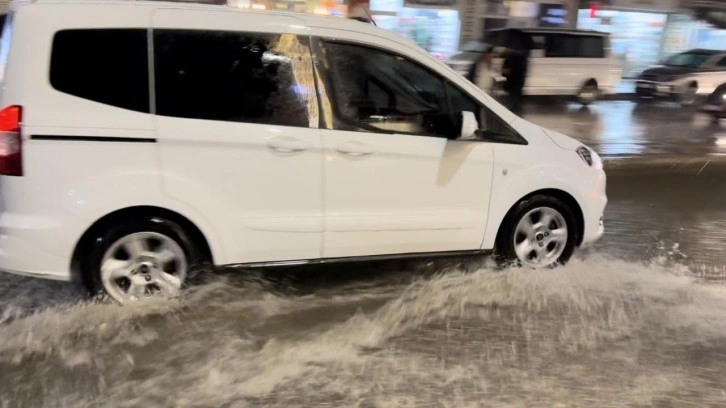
[447,28,622,105]
[0,0,607,303]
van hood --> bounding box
[540,127,583,150]
[639,65,700,77]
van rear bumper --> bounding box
[0,213,74,281]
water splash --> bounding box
[1,255,726,407]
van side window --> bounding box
[50,29,149,113]
[545,34,604,58]
[447,83,526,145]
[319,41,458,138]
[154,30,318,128]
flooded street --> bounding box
[3,101,726,407]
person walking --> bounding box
[466,46,497,94]
[501,48,529,115]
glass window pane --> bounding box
[50,29,149,113]
[154,30,317,128]
[322,41,454,137]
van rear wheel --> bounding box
[496,195,578,268]
[82,216,202,303]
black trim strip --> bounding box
[31,135,157,143]
[223,249,490,270]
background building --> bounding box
[577,0,726,77]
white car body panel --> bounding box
[0,0,606,282]
[636,52,726,99]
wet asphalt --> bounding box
[1,100,726,407]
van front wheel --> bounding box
[496,195,578,269]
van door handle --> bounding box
[334,141,373,157]
[267,137,309,154]
[338,150,372,157]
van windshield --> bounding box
[663,51,713,68]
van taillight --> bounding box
[0,105,22,176]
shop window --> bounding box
[154,30,316,128]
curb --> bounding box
[523,93,636,104]
[602,155,726,171]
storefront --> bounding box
[370,0,460,61]
[661,13,726,56]
[457,0,573,49]
[577,8,668,77]
[576,0,726,78]
[368,0,575,62]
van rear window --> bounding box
[50,29,149,113]
[0,12,14,83]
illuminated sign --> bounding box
[538,4,568,27]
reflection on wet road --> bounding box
[523,100,726,157]
[3,103,726,406]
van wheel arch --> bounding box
[70,206,214,287]
[495,189,585,249]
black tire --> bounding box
[577,83,599,106]
[81,216,206,301]
[495,195,578,268]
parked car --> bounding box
[446,28,622,106]
[700,82,726,120]
[0,0,607,303]
[635,49,726,106]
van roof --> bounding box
[13,0,361,23]
[10,0,405,45]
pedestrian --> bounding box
[501,47,529,115]
[466,46,497,94]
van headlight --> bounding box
[576,146,603,170]
[576,146,593,166]
[577,146,602,169]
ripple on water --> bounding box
[2,256,726,407]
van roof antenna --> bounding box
[364,7,377,26]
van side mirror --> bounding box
[456,111,479,140]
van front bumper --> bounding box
[580,168,607,247]
[635,81,681,100]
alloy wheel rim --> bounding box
[513,207,568,268]
[100,232,188,303]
